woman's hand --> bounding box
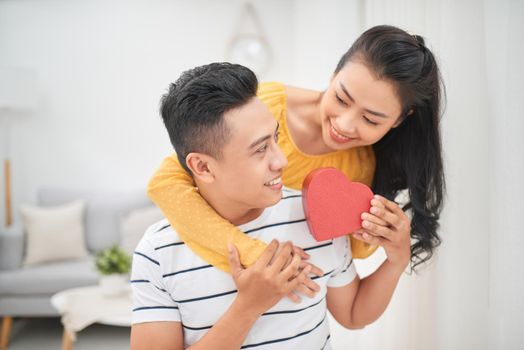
[352,194,411,270]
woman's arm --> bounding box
[147,153,268,272]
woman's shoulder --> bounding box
[258,82,321,106]
[284,84,322,111]
[258,82,285,101]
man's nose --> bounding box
[270,145,288,171]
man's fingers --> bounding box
[279,248,301,279]
[228,243,243,275]
[254,239,279,268]
[300,275,321,293]
[293,246,310,260]
[286,291,301,303]
[293,283,316,298]
[299,262,323,277]
[269,242,293,272]
[287,265,312,292]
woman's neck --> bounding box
[285,85,334,155]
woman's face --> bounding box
[319,59,404,151]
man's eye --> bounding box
[335,94,348,106]
[256,144,268,153]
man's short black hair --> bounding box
[160,62,258,173]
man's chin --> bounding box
[252,191,282,209]
[266,191,283,207]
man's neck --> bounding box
[197,186,265,226]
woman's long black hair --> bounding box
[335,25,445,270]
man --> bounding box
[131,63,406,349]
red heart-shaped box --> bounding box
[302,168,374,242]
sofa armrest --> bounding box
[0,225,24,270]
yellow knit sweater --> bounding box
[147,82,377,273]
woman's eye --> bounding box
[363,116,378,126]
[335,94,348,106]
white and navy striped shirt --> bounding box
[131,188,356,349]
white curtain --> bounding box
[484,0,524,349]
[292,1,524,349]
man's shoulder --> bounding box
[135,218,181,254]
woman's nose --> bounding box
[335,111,358,135]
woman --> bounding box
[148,25,444,273]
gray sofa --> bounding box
[0,187,153,347]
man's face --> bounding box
[211,97,288,212]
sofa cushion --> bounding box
[37,188,151,252]
[20,200,89,266]
[0,257,99,295]
[120,205,163,256]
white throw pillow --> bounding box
[20,200,89,266]
[120,205,164,256]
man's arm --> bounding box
[131,322,183,350]
[131,298,260,350]
[131,240,311,350]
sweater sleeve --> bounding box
[146,153,268,273]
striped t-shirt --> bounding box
[131,188,357,349]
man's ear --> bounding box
[185,153,215,184]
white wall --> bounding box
[1,0,523,349]
[0,0,363,224]
[434,0,491,347]
[485,0,524,348]
[0,0,296,224]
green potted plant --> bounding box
[95,245,131,296]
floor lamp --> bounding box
[0,68,37,228]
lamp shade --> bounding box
[0,67,38,112]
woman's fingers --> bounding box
[360,231,384,246]
[362,195,408,235]
[361,211,388,227]
[362,219,393,240]
[374,195,404,217]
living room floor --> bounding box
[7,318,129,350]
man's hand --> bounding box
[286,246,323,303]
[228,239,311,316]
